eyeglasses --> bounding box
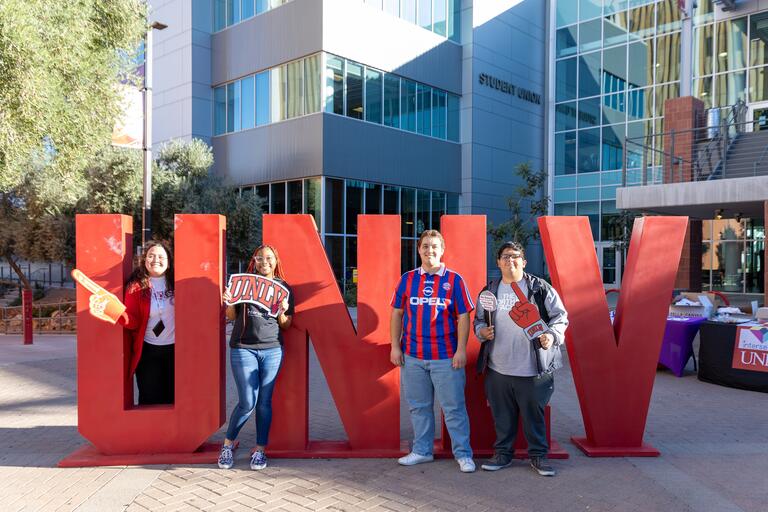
[500,254,523,261]
[254,256,276,263]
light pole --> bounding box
[142,20,168,246]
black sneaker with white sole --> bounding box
[530,456,555,476]
[480,453,513,471]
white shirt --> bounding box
[143,277,175,346]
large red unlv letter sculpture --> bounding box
[539,216,687,456]
[60,214,225,467]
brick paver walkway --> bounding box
[1,333,766,511]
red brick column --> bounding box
[664,97,705,290]
[663,97,705,183]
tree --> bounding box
[487,162,549,254]
[0,0,146,287]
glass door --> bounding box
[596,243,622,288]
[748,101,768,131]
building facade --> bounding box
[151,0,548,285]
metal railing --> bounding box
[0,301,76,334]
[0,263,75,289]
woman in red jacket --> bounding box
[120,240,175,405]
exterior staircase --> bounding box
[714,129,768,180]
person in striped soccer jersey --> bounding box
[390,229,476,473]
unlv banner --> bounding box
[732,325,768,372]
[539,215,687,456]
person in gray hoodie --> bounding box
[473,241,568,476]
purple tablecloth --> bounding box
[658,316,707,377]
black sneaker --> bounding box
[530,456,555,476]
[481,453,513,471]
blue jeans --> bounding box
[402,354,472,459]
[225,347,283,446]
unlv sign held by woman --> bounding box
[60,214,685,466]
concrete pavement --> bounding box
[0,333,766,511]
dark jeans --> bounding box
[135,342,175,405]
[484,368,554,458]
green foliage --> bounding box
[487,162,549,254]
[0,0,146,197]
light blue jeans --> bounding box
[225,347,283,446]
[402,354,472,459]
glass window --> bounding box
[627,86,651,120]
[346,180,364,234]
[629,4,655,41]
[325,235,344,283]
[214,86,226,135]
[628,40,652,88]
[417,84,432,135]
[578,128,600,173]
[693,76,713,108]
[434,0,447,36]
[214,0,226,31]
[693,24,714,77]
[654,82,679,117]
[578,97,601,129]
[304,54,321,114]
[602,124,624,172]
[270,182,286,213]
[384,185,399,214]
[626,120,652,169]
[556,57,578,101]
[243,0,255,19]
[655,33,680,84]
[579,19,602,53]
[418,0,431,30]
[287,180,302,213]
[241,75,255,130]
[384,0,399,16]
[556,26,578,58]
[402,239,415,274]
[416,190,430,233]
[286,60,304,118]
[256,0,268,13]
[325,55,344,115]
[556,102,577,131]
[431,191,445,230]
[446,193,458,214]
[226,82,236,132]
[365,68,383,124]
[227,0,240,26]
[656,0,681,34]
[401,187,415,237]
[556,0,577,27]
[693,0,713,25]
[401,0,416,24]
[603,12,628,48]
[579,52,601,98]
[602,92,626,125]
[365,183,382,214]
[601,200,621,241]
[401,79,417,132]
[603,45,627,92]
[346,61,364,120]
[256,71,269,126]
[432,90,447,139]
[580,0,601,21]
[325,178,344,234]
[554,188,576,202]
[555,175,576,188]
[555,131,577,175]
[345,237,357,284]
[447,0,459,42]
[750,13,768,67]
[553,203,576,215]
[750,66,768,103]
[304,177,321,230]
[270,65,286,123]
[447,94,459,142]
[255,184,269,204]
[384,75,400,128]
[715,71,747,106]
[578,201,600,241]
[715,18,747,72]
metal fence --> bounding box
[0,301,77,334]
[0,263,75,288]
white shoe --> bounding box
[398,452,434,466]
[457,457,476,473]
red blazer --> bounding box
[118,282,151,377]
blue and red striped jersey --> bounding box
[390,265,474,360]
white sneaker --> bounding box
[457,457,476,473]
[398,452,434,466]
